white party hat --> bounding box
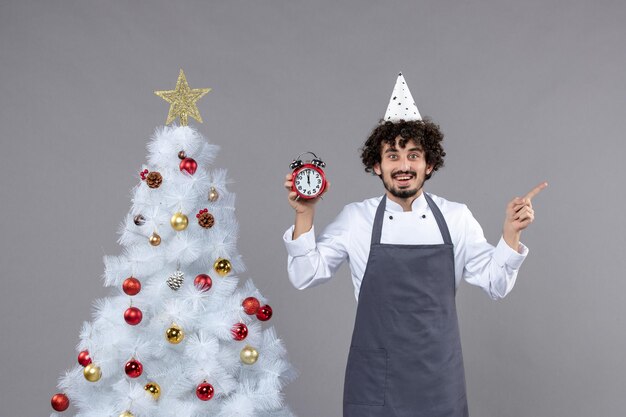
[383,72,422,123]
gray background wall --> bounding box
[1,1,625,416]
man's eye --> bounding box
[388,154,398,159]
[409,154,420,159]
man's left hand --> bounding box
[503,181,548,252]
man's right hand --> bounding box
[284,173,330,239]
[284,173,329,214]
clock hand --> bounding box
[307,171,310,185]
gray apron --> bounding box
[343,194,468,417]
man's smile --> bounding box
[392,171,416,186]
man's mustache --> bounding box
[391,170,417,177]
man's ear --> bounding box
[426,164,433,175]
[373,162,381,176]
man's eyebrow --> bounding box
[384,146,423,153]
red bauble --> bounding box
[194,274,213,292]
[242,297,260,315]
[125,359,143,378]
[231,323,248,341]
[124,307,143,325]
[51,393,70,412]
[256,305,273,321]
[196,381,215,401]
[77,350,92,367]
[122,277,141,296]
[179,158,198,175]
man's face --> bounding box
[373,136,433,200]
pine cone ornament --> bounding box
[196,209,215,229]
[167,270,184,290]
[146,171,163,189]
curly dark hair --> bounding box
[360,118,446,181]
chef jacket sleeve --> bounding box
[282,205,351,290]
[460,205,528,299]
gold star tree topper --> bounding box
[154,69,211,126]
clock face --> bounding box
[294,167,324,197]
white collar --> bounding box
[384,192,428,213]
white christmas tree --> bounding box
[50,70,297,417]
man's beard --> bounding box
[380,170,424,199]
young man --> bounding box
[282,73,546,417]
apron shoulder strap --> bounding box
[424,193,453,245]
[370,195,386,246]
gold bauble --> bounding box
[213,258,232,277]
[208,186,219,202]
[165,323,185,344]
[240,345,259,365]
[149,232,161,246]
[119,411,134,417]
[144,382,161,400]
[83,363,102,382]
[170,211,189,231]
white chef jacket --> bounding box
[283,192,528,301]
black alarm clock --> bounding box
[290,152,327,199]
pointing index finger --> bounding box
[524,181,548,201]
